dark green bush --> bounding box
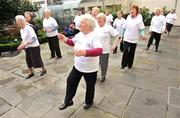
[140,7,152,26]
[0,32,47,53]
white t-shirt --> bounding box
[72,31,102,73]
[127,14,143,21]
[113,17,125,36]
[74,15,81,29]
[123,15,145,43]
[106,14,113,25]
[95,25,119,54]
[166,13,177,25]
[149,15,166,34]
[43,17,58,37]
[20,25,39,48]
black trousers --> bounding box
[64,66,97,105]
[147,32,161,50]
[121,41,137,68]
[166,23,173,32]
[47,36,62,58]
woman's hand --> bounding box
[74,48,86,56]
[58,33,66,42]
[110,45,117,54]
[17,42,27,50]
[140,36,146,40]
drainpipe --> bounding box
[175,0,177,11]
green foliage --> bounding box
[140,7,152,26]
[0,0,39,30]
[162,6,169,16]
[0,42,20,53]
[0,33,47,53]
[0,36,20,44]
[35,18,43,29]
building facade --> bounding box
[79,0,180,25]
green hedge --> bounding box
[0,34,47,53]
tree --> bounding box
[0,0,39,31]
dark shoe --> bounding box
[121,66,125,69]
[128,67,132,69]
[100,77,105,82]
[26,73,34,79]
[83,103,92,110]
[40,70,46,76]
[50,56,55,59]
[57,56,62,58]
[59,101,74,110]
[145,47,149,51]
[56,56,62,59]
[155,49,158,52]
[113,47,117,54]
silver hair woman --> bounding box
[16,15,46,79]
[58,14,102,110]
[43,9,62,59]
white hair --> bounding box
[80,14,96,30]
[96,13,106,20]
[44,8,51,14]
[15,15,26,22]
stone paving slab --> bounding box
[32,75,60,90]
[168,87,180,108]
[0,98,11,116]
[97,84,134,117]
[1,107,31,118]
[0,71,23,89]
[69,107,119,118]
[18,81,66,118]
[108,66,152,89]
[0,80,40,106]
[144,82,168,95]
[150,70,180,86]
[127,89,167,118]
[167,104,180,118]
[122,110,153,118]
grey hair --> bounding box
[80,14,96,30]
[44,8,51,14]
[15,15,26,22]
[96,13,106,20]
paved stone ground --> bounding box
[0,27,180,118]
